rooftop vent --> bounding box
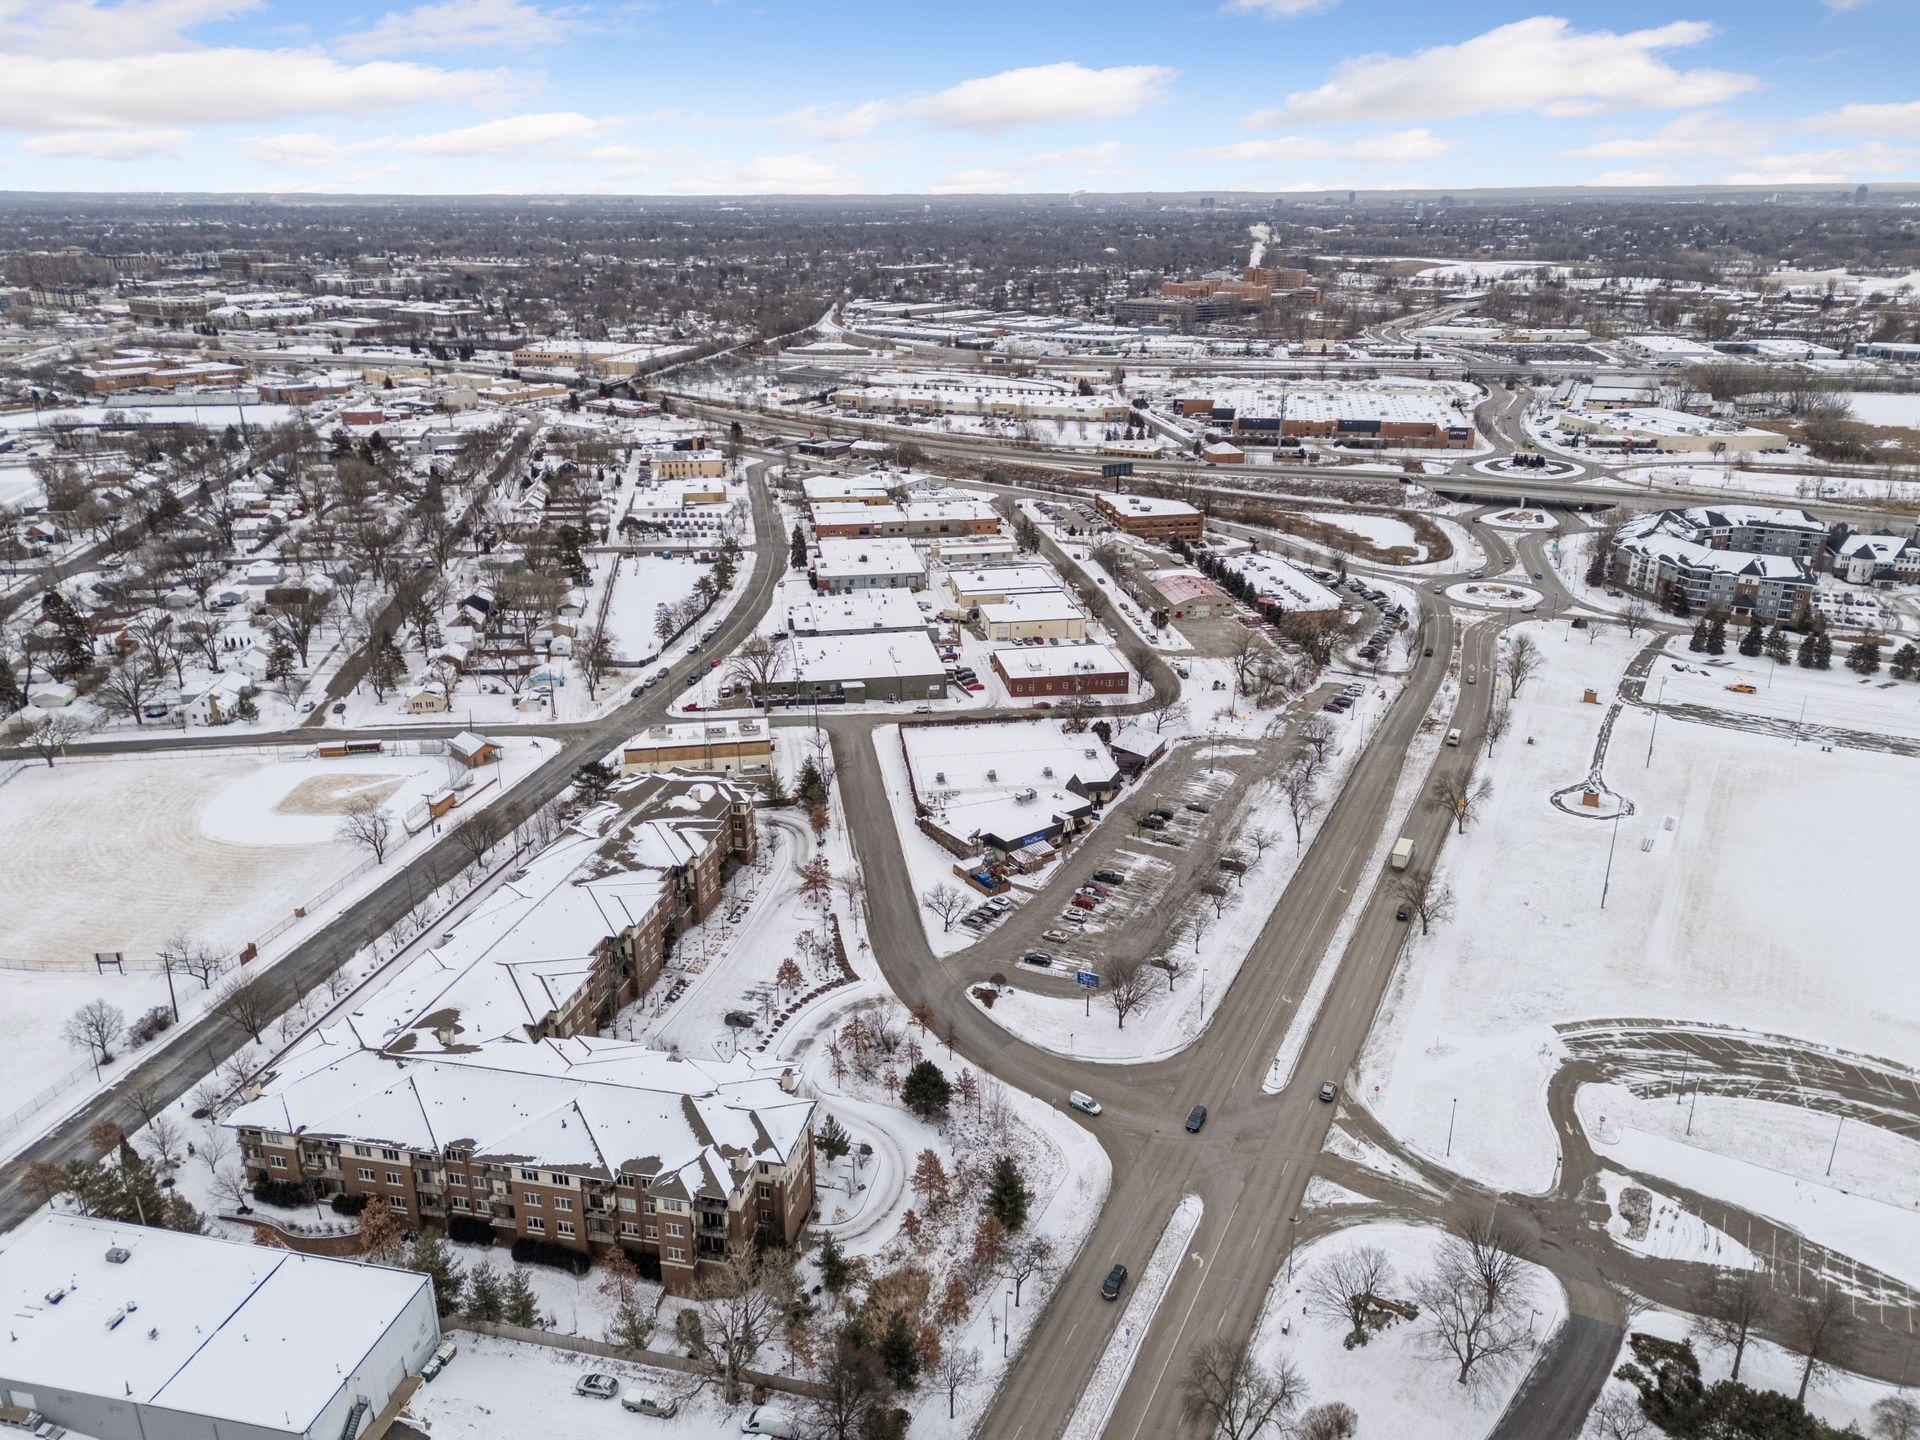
[105,1247,130,1265]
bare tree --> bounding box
[1103,954,1154,1030]
[921,883,968,933]
[934,1345,981,1421]
[1004,1233,1057,1305]
[727,633,789,715]
[1870,1394,1920,1440]
[21,712,92,767]
[1297,714,1336,767]
[1620,595,1651,638]
[1692,1267,1770,1382]
[61,1000,125,1065]
[1393,867,1456,936]
[683,1248,790,1404]
[1783,1281,1853,1404]
[95,654,164,726]
[1586,1386,1653,1440]
[1483,694,1512,757]
[337,795,395,863]
[1245,828,1279,864]
[212,970,274,1046]
[1280,759,1324,845]
[452,809,500,872]
[575,621,617,700]
[1418,1216,1536,1388]
[1503,633,1544,696]
[1181,1339,1308,1440]
[1298,1402,1360,1440]
[1150,698,1190,736]
[1429,770,1494,834]
[1307,1244,1396,1348]
[143,1113,188,1170]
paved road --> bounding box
[0,467,786,1228]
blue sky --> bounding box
[0,0,1916,193]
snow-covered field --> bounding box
[1649,647,1920,740]
[1250,1222,1566,1439]
[1594,1170,1758,1269]
[1358,623,1920,1194]
[1838,392,1920,429]
[1301,510,1429,559]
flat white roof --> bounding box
[0,1213,428,1435]
[1100,493,1201,519]
[785,588,928,634]
[814,537,924,579]
[991,641,1127,678]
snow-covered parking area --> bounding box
[1358,622,1920,1194]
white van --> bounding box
[742,1406,799,1438]
[1445,728,1462,747]
[621,1386,679,1418]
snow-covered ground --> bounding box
[1359,621,1920,1195]
[1606,462,1920,505]
[1648,646,1920,740]
[1301,510,1430,559]
[1250,1221,1566,1439]
[1836,392,1920,429]
[1594,1170,1759,1269]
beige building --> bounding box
[619,719,774,776]
[979,591,1086,643]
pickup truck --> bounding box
[1390,837,1415,871]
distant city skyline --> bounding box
[0,0,1915,194]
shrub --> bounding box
[510,1236,590,1274]
[251,1178,312,1209]
[447,1214,495,1246]
[330,1192,370,1216]
[971,985,998,1009]
[128,1005,174,1047]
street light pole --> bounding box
[1447,1097,1457,1156]
[1601,808,1621,909]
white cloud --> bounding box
[915,62,1175,134]
[929,166,1027,193]
[1583,167,1685,186]
[1221,0,1336,16]
[0,0,262,58]
[1205,127,1451,165]
[1562,110,1774,160]
[335,0,572,57]
[928,140,1133,193]
[1822,0,1869,11]
[23,127,188,159]
[1720,141,1917,185]
[399,111,618,157]
[1255,17,1758,125]
[243,131,391,167]
[1803,100,1920,137]
[776,100,893,142]
[0,48,513,131]
[672,152,854,195]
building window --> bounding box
[358,1167,375,1182]
[381,1149,400,1162]
[352,1144,371,1158]
[526,1217,544,1234]
[387,1195,406,1210]
[554,1196,573,1212]
[620,1221,639,1237]
[452,1196,469,1210]
[547,1173,568,1186]
[556,1221,575,1238]
[269,1155,287,1170]
[618,1197,636,1212]
[643,1199,656,1214]
[645,1224,657,1239]
[524,1192,541,1207]
[666,1222,684,1239]
[520,1168,539,1181]
[758,1184,770,1198]
[667,1247,685,1263]
[386,1171,403,1186]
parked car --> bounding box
[1102,1264,1129,1301]
[575,1374,620,1400]
[742,1405,800,1437]
[1024,951,1054,967]
[1396,904,1410,922]
[1185,802,1211,814]
[1093,869,1126,885]
[1070,895,1096,910]
[622,1388,679,1418]
[1185,1104,1208,1133]
[1069,1090,1102,1116]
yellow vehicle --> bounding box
[1727,682,1757,694]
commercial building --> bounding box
[783,588,930,636]
[0,1213,438,1440]
[903,719,1122,858]
[828,385,1128,424]
[990,642,1130,699]
[1094,492,1205,541]
[812,538,926,593]
[511,340,657,376]
[619,719,774,776]
[755,631,947,705]
[944,564,1064,613]
[811,501,907,538]
[979,591,1086,642]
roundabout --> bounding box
[1480,505,1561,530]
[1444,580,1543,611]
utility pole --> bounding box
[1600,808,1621,909]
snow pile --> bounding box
[1059,1195,1204,1440]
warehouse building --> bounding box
[0,1214,438,1440]
[990,641,1130,699]
[1094,492,1205,540]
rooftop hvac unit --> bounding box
[934,771,946,784]
[986,769,997,782]
[105,1247,131,1264]
[1042,766,1054,778]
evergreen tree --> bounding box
[817,1115,853,1164]
[0,653,22,715]
[1813,633,1833,670]
[796,758,828,810]
[761,767,792,807]
[1892,643,1920,681]
[818,1231,852,1295]
[1668,587,1692,618]
[1705,615,1728,655]
[984,1155,1031,1232]
[266,635,296,682]
[790,524,809,570]
[1738,618,1763,657]
[233,692,259,722]
[1846,640,1882,676]
[366,630,406,702]
[464,1261,506,1322]
[1797,633,1818,669]
[875,1311,921,1391]
[1688,619,1709,653]
[1766,625,1790,664]
[405,1228,467,1316]
[501,1267,542,1327]
[900,1061,952,1122]
[574,759,616,804]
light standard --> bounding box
[1447,1097,1457,1156]
[1600,808,1621,909]
[1286,1214,1301,1282]
[1003,1289,1012,1358]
